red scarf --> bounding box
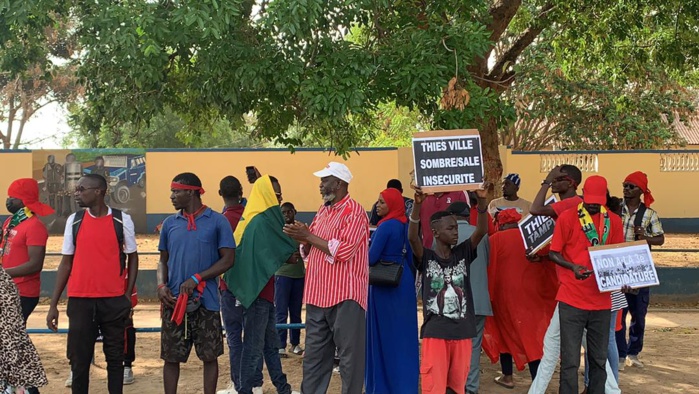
[624,171,654,207]
[182,205,208,231]
[377,188,407,226]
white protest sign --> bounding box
[589,241,660,292]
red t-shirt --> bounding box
[551,196,583,218]
[220,205,245,292]
[550,207,624,310]
[68,213,126,297]
[419,191,468,247]
[1,216,48,297]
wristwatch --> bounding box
[541,180,552,186]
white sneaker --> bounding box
[333,366,340,374]
[627,355,645,368]
[216,382,238,394]
[123,367,135,385]
[618,358,625,371]
[279,348,288,358]
[292,391,301,394]
[252,387,264,394]
[65,372,73,387]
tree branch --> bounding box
[489,3,555,81]
[487,0,523,45]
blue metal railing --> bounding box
[27,323,306,335]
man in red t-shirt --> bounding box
[2,178,53,325]
[47,174,139,394]
[530,164,583,219]
[549,176,624,394]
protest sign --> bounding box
[412,129,484,193]
[518,195,558,254]
[589,241,660,292]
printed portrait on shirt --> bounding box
[425,258,468,320]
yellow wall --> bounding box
[1,148,697,219]
[0,152,34,215]
[146,149,400,214]
[503,150,694,219]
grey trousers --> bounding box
[301,300,366,394]
[466,315,487,393]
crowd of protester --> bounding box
[0,161,665,394]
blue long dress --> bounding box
[365,219,419,394]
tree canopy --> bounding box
[2,0,697,182]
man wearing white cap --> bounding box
[284,162,369,394]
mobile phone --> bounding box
[245,166,259,184]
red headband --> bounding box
[171,182,206,195]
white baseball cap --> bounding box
[313,162,353,184]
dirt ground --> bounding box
[42,234,699,270]
[25,305,699,394]
[32,234,699,392]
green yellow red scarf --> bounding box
[577,203,609,246]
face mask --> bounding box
[6,200,20,214]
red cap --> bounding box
[582,176,607,205]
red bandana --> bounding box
[182,205,208,231]
[624,171,654,207]
[171,182,206,195]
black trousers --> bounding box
[67,296,131,394]
[559,302,611,394]
[500,353,541,380]
[125,314,136,367]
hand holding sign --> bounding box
[411,185,427,204]
[474,182,490,199]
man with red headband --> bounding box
[157,172,235,394]
[616,171,664,369]
[2,178,53,326]
[548,176,624,394]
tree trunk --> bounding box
[14,113,28,149]
[3,99,16,149]
[479,116,504,198]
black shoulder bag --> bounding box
[369,229,406,287]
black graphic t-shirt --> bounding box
[416,239,477,340]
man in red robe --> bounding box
[482,209,559,389]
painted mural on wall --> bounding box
[33,149,147,233]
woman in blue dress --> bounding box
[365,187,419,394]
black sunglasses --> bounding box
[622,183,637,190]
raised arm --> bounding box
[530,166,560,217]
[469,184,491,250]
[408,187,425,261]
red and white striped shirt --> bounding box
[303,194,369,310]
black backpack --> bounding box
[633,203,647,239]
[72,208,126,275]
